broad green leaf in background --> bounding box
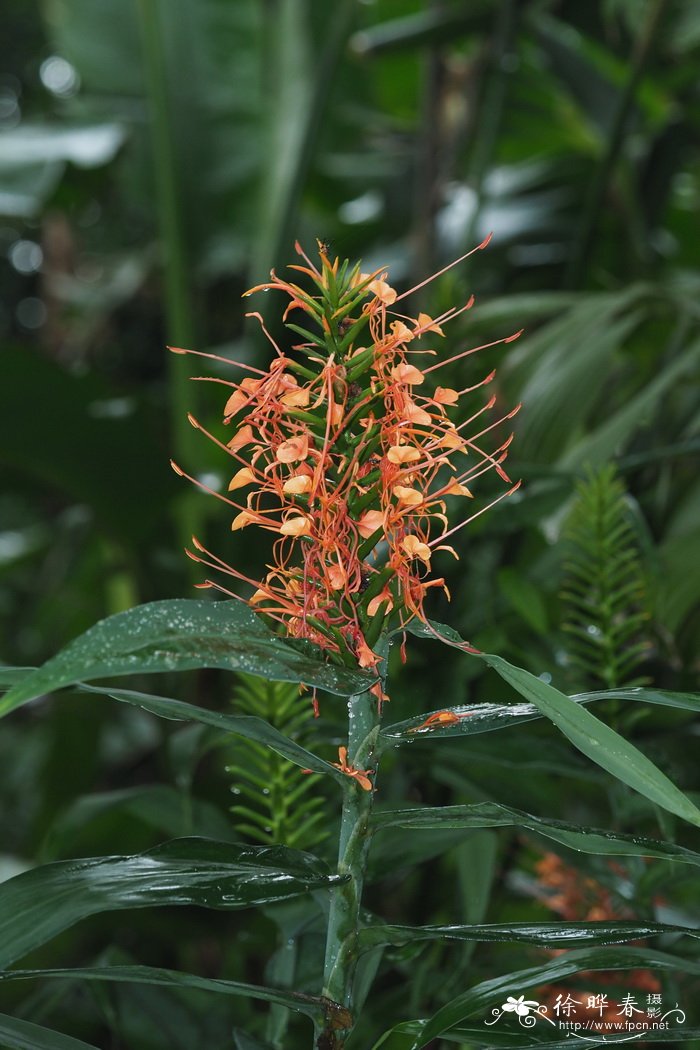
[0,124,126,218]
[0,123,126,168]
[373,801,700,866]
[40,785,235,858]
[233,1032,277,1050]
[44,0,263,274]
[253,0,360,277]
[561,333,700,470]
[0,599,373,718]
[405,621,700,828]
[0,1013,99,1050]
[359,919,700,952]
[0,838,346,967]
[658,526,700,634]
[0,347,179,546]
[373,946,700,1048]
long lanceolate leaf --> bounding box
[91,685,345,782]
[374,946,700,1049]
[405,621,700,828]
[0,838,346,968]
[0,676,344,782]
[374,801,700,866]
[0,1013,100,1050]
[359,919,700,952]
[0,599,374,719]
[380,685,700,742]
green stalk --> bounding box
[320,686,382,1040]
[565,0,669,287]
[136,0,201,551]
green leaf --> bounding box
[514,303,643,464]
[0,123,126,168]
[0,1014,99,1050]
[572,686,700,713]
[0,124,126,218]
[0,838,346,967]
[374,946,700,1048]
[94,684,344,781]
[0,600,373,718]
[381,684,700,742]
[439,1025,700,1048]
[0,965,323,1022]
[233,1032,277,1050]
[0,667,33,688]
[381,698,593,742]
[373,801,700,867]
[41,786,235,857]
[359,919,700,952]
[404,621,700,828]
[0,677,344,784]
[481,651,700,826]
[0,347,179,545]
[561,334,700,470]
[497,568,549,634]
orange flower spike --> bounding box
[332,746,375,792]
[172,239,521,698]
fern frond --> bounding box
[227,675,329,850]
[560,465,652,689]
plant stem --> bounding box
[565,0,670,288]
[136,0,201,556]
[321,688,381,1035]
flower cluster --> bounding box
[171,240,520,691]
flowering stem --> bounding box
[321,686,382,1036]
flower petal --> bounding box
[387,445,422,465]
[228,467,256,491]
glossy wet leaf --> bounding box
[437,1025,700,1049]
[91,684,345,781]
[0,965,323,1022]
[0,675,343,782]
[0,1013,99,1050]
[0,838,346,967]
[405,621,700,828]
[373,801,700,866]
[0,667,33,688]
[359,918,700,952]
[0,600,373,719]
[381,698,594,742]
[375,946,700,1048]
[381,684,700,743]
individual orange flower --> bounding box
[332,747,374,791]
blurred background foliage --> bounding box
[1,0,699,1047]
